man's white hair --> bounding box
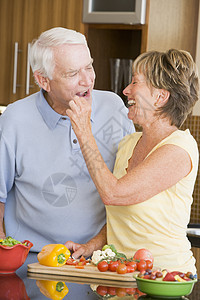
[29,27,88,79]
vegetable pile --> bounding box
[137,269,197,281]
[0,236,28,247]
[91,245,154,274]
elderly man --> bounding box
[0,27,134,257]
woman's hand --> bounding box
[66,96,92,140]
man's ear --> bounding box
[34,71,50,92]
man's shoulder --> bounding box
[0,92,39,126]
[4,92,39,113]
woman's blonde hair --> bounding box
[133,49,199,127]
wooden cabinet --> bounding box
[85,24,147,99]
[84,0,199,94]
[0,0,199,105]
[0,0,84,105]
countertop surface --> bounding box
[0,252,199,300]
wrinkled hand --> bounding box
[64,240,93,259]
[66,96,92,139]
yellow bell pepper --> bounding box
[37,244,71,267]
[36,280,69,300]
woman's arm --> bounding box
[66,97,191,206]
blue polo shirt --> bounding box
[0,89,134,251]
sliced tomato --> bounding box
[80,255,86,262]
[75,265,85,269]
[77,261,86,266]
[66,258,78,265]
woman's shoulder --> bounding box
[162,129,197,149]
[158,129,199,163]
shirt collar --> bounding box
[36,89,95,130]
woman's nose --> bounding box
[123,83,131,96]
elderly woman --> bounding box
[66,49,199,273]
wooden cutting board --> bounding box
[28,262,137,282]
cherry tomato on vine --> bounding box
[126,260,137,271]
[108,261,119,272]
[146,259,153,269]
[116,263,127,274]
[97,261,109,272]
[126,265,135,273]
[137,259,147,271]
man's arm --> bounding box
[0,202,6,239]
[65,224,107,259]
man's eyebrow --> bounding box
[66,59,94,73]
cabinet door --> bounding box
[0,0,29,104]
[0,0,84,105]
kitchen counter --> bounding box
[0,253,199,300]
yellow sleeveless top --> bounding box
[106,129,199,273]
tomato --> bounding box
[75,265,85,269]
[97,261,109,272]
[137,259,147,271]
[66,258,77,265]
[116,287,127,297]
[80,255,86,262]
[107,287,116,295]
[146,259,153,269]
[126,265,135,273]
[116,263,127,274]
[96,285,108,296]
[133,248,154,263]
[126,287,136,295]
[126,261,137,271]
[77,261,86,266]
[108,261,119,272]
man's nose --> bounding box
[79,70,92,86]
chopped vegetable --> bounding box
[0,236,26,247]
[37,244,71,267]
